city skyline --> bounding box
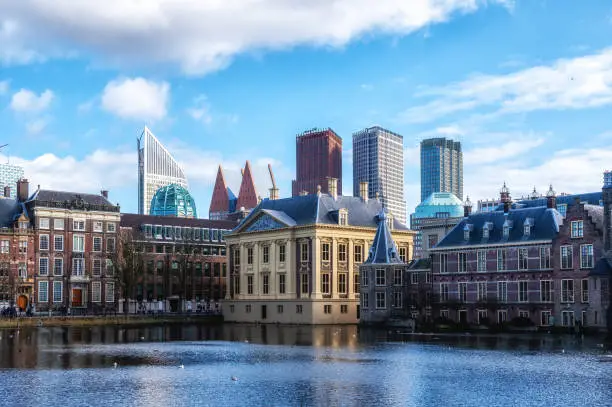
[1,1,612,217]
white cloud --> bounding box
[464,135,545,164]
[77,99,95,113]
[435,125,464,136]
[0,19,44,65]
[0,80,8,95]
[400,47,612,123]
[101,77,169,121]
[25,117,50,135]
[0,0,510,75]
[187,95,212,124]
[10,88,53,112]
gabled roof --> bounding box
[584,204,604,233]
[236,161,259,210]
[363,211,403,265]
[209,165,230,214]
[434,206,562,249]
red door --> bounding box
[72,289,83,307]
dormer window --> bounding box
[483,227,489,239]
[339,209,348,226]
[524,224,531,236]
[463,224,473,241]
[386,214,394,230]
[503,225,509,238]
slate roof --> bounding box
[500,192,602,211]
[584,204,604,232]
[408,258,431,270]
[363,211,403,265]
[0,198,22,228]
[433,206,563,250]
[235,193,410,232]
[121,213,237,230]
[30,189,116,206]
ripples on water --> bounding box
[0,324,611,407]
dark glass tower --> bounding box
[420,138,463,202]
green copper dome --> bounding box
[150,184,197,218]
[413,192,464,219]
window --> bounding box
[571,220,584,238]
[562,311,575,327]
[71,258,84,276]
[411,272,418,285]
[247,275,254,295]
[539,247,550,269]
[375,269,386,286]
[39,218,49,229]
[324,304,332,314]
[519,310,529,319]
[279,274,286,294]
[375,292,386,309]
[92,259,102,277]
[262,246,269,264]
[106,259,115,276]
[518,281,528,302]
[338,273,347,294]
[246,305,252,313]
[425,272,431,283]
[321,243,330,262]
[580,244,594,268]
[54,235,64,252]
[19,241,27,254]
[73,235,84,253]
[561,245,573,269]
[541,311,552,326]
[394,269,402,286]
[523,224,531,237]
[105,282,115,302]
[92,281,101,302]
[582,311,588,326]
[279,245,286,263]
[247,248,254,265]
[301,274,309,294]
[497,249,506,271]
[482,227,489,239]
[0,240,9,254]
[439,254,448,273]
[339,210,348,226]
[93,221,103,232]
[338,244,347,262]
[354,273,360,294]
[301,243,309,262]
[341,304,348,314]
[106,238,115,253]
[558,204,568,217]
[581,279,589,303]
[518,248,528,270]
[362,292,369,309]
[54,219,64,230]
[296,305,303,314]
[439,283,449,302]
[107,223,116,233]
[277,305,284,314]
[38,281,48,302]
[73,220,85,231]
[497,281,507,303]
[362,271,369,287]
[477,282,487,301]
[458,282,467,303]
[93,237,102,252]
[477,250,487,272]
[53,258,63,276]
[393,291,402,308]
[39,258,49,276]
[39,234,49,251]
[464,229,470,241]
[354,244,364,263]
[503,224,510,238]
[53,281,62,303]
[263,274,269,294]
[477,309,488,324]
[540,280,553,303]
[458,252,468,273]
[561,279,574,303]
[321,273,331,294]
[497,310,508,324]
[398,247,406,262]
[440,310,449,319]
[428,234,438,249]
[18,263,27,279]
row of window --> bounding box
[142,244,225,256]
[0,240,28,254]
[230,303,350,315]
[464,220,586,241]
[39,235,115,253]
[361,269,432,287]
[143,224,226,242]
[242,272,362,296]
[361,291,402,309]
[38,258,113,277]
[37,281,114,303]
[438,279,591,303]
[39,218,116,233]
[439,309,596,327]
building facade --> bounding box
[223,180,415,324]
[352,126,406,224]
[138,126,189,215]
[292,128,342,197]
[420,137,463,202]
[150,184,197,218]
[0,163,24,199]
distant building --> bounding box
[0,163,24,199]
[420,138,463,202]
[292,128,342,196]
[209,161,259,221]
[352,126,406,224]
[150,184,197,218]
[138,126,188,215]
[223,179,415,324]
[410,192,465,258]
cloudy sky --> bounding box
[1,0,611,220]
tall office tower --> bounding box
[291,128,342,196]
[137,126,189,215]
[352,126,406,224]
[0,163,24,199]
[420,137,463,202]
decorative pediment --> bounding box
[243,213,288,233]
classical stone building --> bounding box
[223,180,415,324]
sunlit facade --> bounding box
[137,126,188,215]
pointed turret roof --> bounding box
[237,161,258,210]
[209,165,230,214]
[364,210,403,264]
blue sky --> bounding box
[1,0,612,219]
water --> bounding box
[0,324,611,406]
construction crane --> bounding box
[268,163,279,200]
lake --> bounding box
[0,324,610,406]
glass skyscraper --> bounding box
[0,163,25,199]
[352,126,406,224]
[420,138,463,203]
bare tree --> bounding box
[112,228,144,315]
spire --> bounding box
[209,165,230,215]
[237,160,258,210]
[363,210,403,265]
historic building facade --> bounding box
[223,180,415,324]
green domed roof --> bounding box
[413,192,464,219]
[150,184,197,218]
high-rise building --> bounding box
[352,126,406,224]
[0,163,24,199]
[137,126,189,215]
[420,138,463,202]
[291,128,342,196]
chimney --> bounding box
[546,184,556,209]
[603,171,612,251]
[328,178,338,200]
[464,196,472,218]
[101,190,109,199]
[359,182,368,203]
[16,179,29,203]
[500,182,511,214]
[269,188,279,200]
[3,186,10,198]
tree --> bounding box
[112,227,144,315]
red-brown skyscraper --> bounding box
[292,128,342,196]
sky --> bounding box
[1,0,612,221]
